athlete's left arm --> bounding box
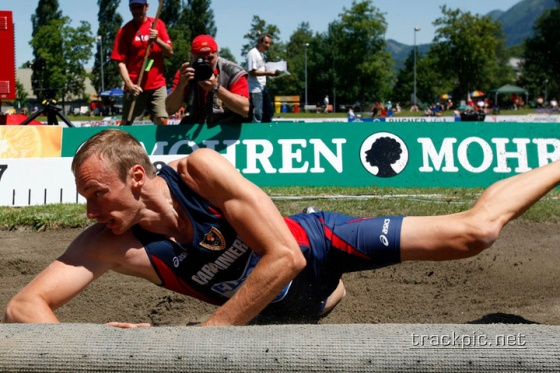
[175,149,307,326]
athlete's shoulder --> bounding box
[69,224,139,256]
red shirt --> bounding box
[111,17,172,91]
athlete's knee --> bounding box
[459,213,502,256]
[320,280,346,316]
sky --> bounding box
[4,0,523,68]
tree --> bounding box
[30,0,93,102]
[15,81,29,112]
[311,0,393,109]
[429,6,513,103]
[163,0,217,84]
[183,0,216,38]
[160,0,190,84]
[160,0,182,27]
[271,23,313,99]
[392,50,415,105]
[30,0,63,100]
[219,47,237,65]
[31,0,62,38]
[392,49,456,108]
[520,0,560,103]
[62,20,95,100]
[94,0,123,93]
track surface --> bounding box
[1,220,559,326]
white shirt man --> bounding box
[246,34,277,122]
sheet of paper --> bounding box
[266,60,290,77]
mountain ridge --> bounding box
[388,0,556,70]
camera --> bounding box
[191,58,213,81]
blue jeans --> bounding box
[251,91,264,123]
[250,90,273,123]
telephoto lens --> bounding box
[191,58,213,81]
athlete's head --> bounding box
[72,129,156,182]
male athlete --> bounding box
[4,129,559,326]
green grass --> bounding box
[271,106,538,120]
[64,106,538,123]
[2,186,560,231]
[0,204,89,231]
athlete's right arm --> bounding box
[3,224,116,323]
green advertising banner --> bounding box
[61,121,560,188]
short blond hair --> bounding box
[71,129,156,181]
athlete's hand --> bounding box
[105,321,151,328]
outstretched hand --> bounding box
[105,322,152,329]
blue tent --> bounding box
[99,87,124,97]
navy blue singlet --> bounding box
[133,165,403,318]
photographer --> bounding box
[166,35,250,125]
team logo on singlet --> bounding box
[200,227,226,251]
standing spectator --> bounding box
[477,99,485,112]
[165,35,249,125]
[323,95,329,113]
[111,0,173,125]
[347,107,357,121]
[246,34,278,123]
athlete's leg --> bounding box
[401,160,560,261]
[320,280,346,316]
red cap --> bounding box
[191,35,218,54]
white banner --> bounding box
[0,155,184,206]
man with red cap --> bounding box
[111,0,173,125]
[166,35,250,125]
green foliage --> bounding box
[62,20,95,98]
[93,0,123,93]
[31,0,63,38]
[183,0,217,38]
[15,81,29,111]
[520,2,560,101]
[162,0,217,84]
[30,0,94,102]
[267,22,313,97]
[312,1,392,106]
[218,47,237,65]
[257,0,393,107]
[429,6,514,101]
[160,0,182,27]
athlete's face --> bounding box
[76,155,141,235]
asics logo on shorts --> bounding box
[380,218,391,246]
